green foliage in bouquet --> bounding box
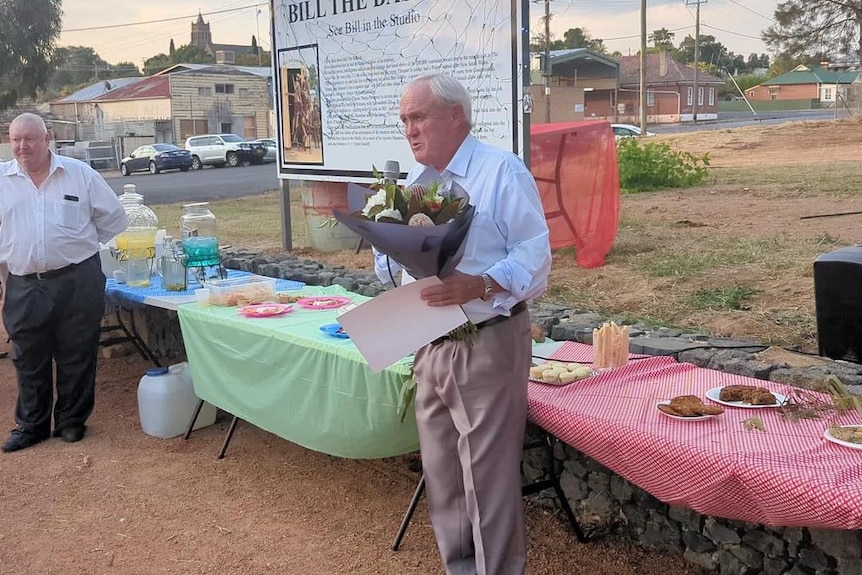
[359,166,468,226]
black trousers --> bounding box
[2,253,105,437]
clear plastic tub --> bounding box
[205,275,277,306]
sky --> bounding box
[58,0,779,69]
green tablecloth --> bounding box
[176,285,419,459]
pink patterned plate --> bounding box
[238,303,294,318]
[296,296,351,310]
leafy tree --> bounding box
[169,38,176,56]
[0,0,63,109]
[251,35,258,55]
[112,62,141,77]
[529,21,609,55]
[724,73,764,98]
[144,43,213,75]
[649,28,676,50]
[47,46,140,92]
[763,1,862,64]
[556,27,608,53]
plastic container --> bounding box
[137,362,217,439]
[206,275,276,306]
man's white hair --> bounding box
[404,74,473,129]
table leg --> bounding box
[520,433,589,543]
[217,415,240,460]
[391,474,425,551]
[184,398,205,440]
[391,432,590,551]
[114,308,162,367]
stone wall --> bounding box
[136,251,862,574]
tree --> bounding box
[649,28,676,50]
[0,0,63,109]
[143,44,213,75]
[169,39,176,56]
[764,1,861,64]
[251,35,259,55]
[560,27,608,53]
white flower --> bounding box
[408,213,435,227]
[375,208,402,221]
[361,190,388,217]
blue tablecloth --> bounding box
[106,269,304,307]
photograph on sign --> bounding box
[271,0,526,182]
[278,45,325,165]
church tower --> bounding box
[190,12,213,54]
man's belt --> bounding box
[18,254,96,281]
[431,301,527,346]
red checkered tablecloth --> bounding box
[528,342,862,529]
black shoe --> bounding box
[1,429,47,453]
[59,425,86,443]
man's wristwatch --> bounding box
[480,273,497,301]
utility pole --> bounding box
[256,9,264,68]
[543,0,551,123]
[639,0,647,133]
[686,0,707,123]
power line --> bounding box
[724,0,773,22]
[62,3,267,33]
[701,23,764,41]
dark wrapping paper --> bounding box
[334,181,474,279]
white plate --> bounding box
[529,371,597,386]
[705,386,788,408]
[655,401,717,421]
[824,426,862,451]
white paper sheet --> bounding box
[337,277,468,372]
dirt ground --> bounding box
[2,117,860,574]
[0,332,700,575]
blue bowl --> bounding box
[320,323,349,339]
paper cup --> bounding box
[194,288,211,306]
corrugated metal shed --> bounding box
[54,77,143,103]
[95,75,170,101]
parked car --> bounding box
[120,144,193,176]
[250,138,278,163]
[235,141,267,166]
[184,134,266,169]
[611,124,656,140]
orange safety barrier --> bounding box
[530,121,620,268]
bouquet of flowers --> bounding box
[333,166,475,279]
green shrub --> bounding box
[617,138,710,192]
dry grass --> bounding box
[150,117,862,353]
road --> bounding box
[101,110,850,203]
[104,163,282,204]
[653,109,852,135]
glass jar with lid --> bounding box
[180,202,220,267]
[115,184,159,287]
[115,184,159,255]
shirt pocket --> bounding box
[53,198,82,230]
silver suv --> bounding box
[184,133,250,169]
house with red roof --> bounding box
[529,50,725,124]
[49,65,273,151]
[617,53,724,123]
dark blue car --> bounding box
[120,143,194,176]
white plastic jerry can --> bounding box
[137,362,217,439]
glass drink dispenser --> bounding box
[180,202,220,283]
[115,184,158,287]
